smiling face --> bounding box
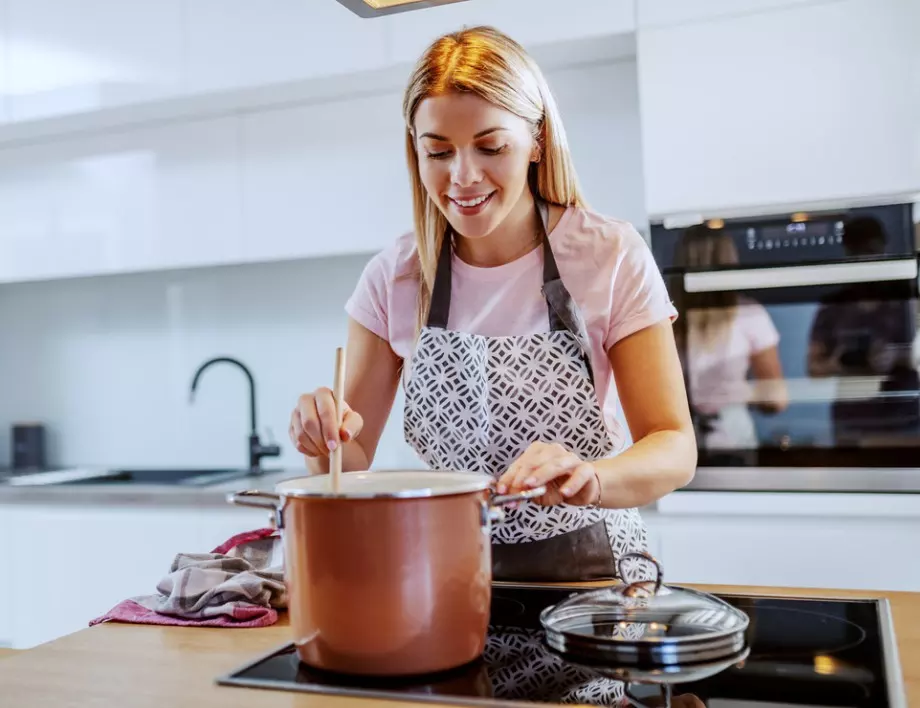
[413,92,538,240]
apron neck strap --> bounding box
[426,199,569,333]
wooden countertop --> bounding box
[1,583,917,708]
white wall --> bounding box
[0,58,647,470]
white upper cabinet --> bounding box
[383,0,635,66]
[183,0,387,95]
[240,93,411,264]
[136,117,245,272]
[6,0,184,121]
[0,136,149,281]
[0,116,242,283]
[0,0,633,131]
[0,8,8,124]
[636,0,826,29]
[637,0,920,218]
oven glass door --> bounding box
[670,259,920,467]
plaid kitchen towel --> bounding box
[90,527,286,628]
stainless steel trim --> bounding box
[543,628,747,664]
[226,490,281,509]
[684,259,918,293]
[877,599,909,708]
[227,490,284,528]
[5,468,124,486]
[650,191,920,224]
[279,486,491,500]
[276,470,495,500]
[491,486,547,506]
[685,467,920,494]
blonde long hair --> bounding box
[402,26,585,332]
[674,226,740,351]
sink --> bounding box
[66,468,260,486]
[5,467,271,487]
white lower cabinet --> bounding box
[0,510,12,648]
[8,491,916,649]
[642,492,920,591]
[5,504,267,649]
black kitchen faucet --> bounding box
[189,356,281,473]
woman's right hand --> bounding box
[289,388,364,458]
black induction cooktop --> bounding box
[216,584,907,708]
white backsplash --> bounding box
[0,255,423,470]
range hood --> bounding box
[335,0,468,17]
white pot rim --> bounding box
[274,469,493,500]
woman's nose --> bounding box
[450,151,483,187]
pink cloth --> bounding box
[686,298,780,414]
[346,206,678,448]
[90,527,284,629]
[89,598,277,629]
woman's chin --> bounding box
[445,213,502,241]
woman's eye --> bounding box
[479,145,508,155]
[425,150,451,160]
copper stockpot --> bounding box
[228,470,544,677]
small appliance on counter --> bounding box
[11,422,46,471]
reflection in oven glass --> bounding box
[673,226,789,451]
[675,218,920,454]
[806,217,920,445]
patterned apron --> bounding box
[403,201,648,582]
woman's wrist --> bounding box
[586,465,603,509]
[589,429,697,509]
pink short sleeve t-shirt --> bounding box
[345,206,678,448]
[687,298,780,414]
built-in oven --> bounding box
[651,201,919,471]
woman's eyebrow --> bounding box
[418,127,508,141]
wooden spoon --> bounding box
[330,346,346,494]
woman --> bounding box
[289,26,696,582]
[674,225,788,450]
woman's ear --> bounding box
[531,142,542,163]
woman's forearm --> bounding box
[594,429,697,509]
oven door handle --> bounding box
[685,258,919,293]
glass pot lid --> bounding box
[539,553,750,667]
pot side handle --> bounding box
[486,486,548,525]
[226,489,282,509]
[227,490,284,529]
[491,486,547,507]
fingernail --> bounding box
[326,440,337,452]
[524,477,537,488]
[561,487,572,497]
[497,484,507,494]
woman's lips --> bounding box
[448,191,496,216]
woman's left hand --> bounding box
[497,442,600,507]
